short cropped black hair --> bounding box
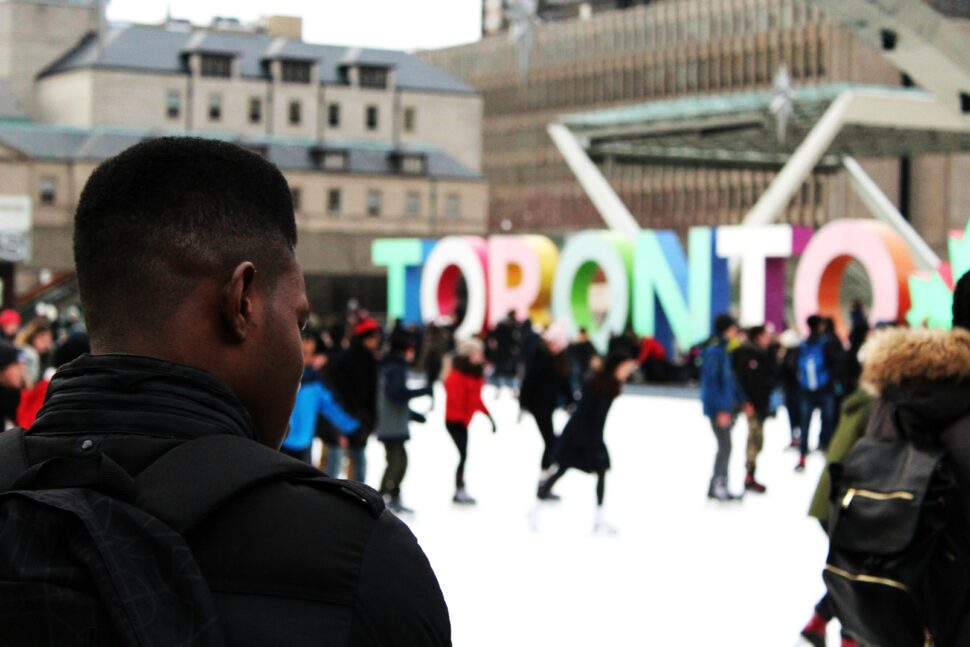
[74,137,297,338]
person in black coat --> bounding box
[0,138,450,645]
[488,310,519,393]
[732,325,777,493]
[532,350,638,534]
[519,324,575,496]
[328,318,381,482]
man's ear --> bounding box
[222,262,257,342]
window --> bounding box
[322,151,347,171]
[366,105,378,131]
[289,100,302,125]
[445,193,461,218]
[405,191,421,218]
[328,103,340,127]
[200,54,232,78]
[327,189,342,216]
[366,190,382,217]
[208,93,222,121]
[291,187,302,212]
[399,154,425,175]
[403,107,416,133]
[39,176,56,206]
[359,66,388,89]
[249,97,262,123]
[281,60,312,84]
[166,90,180,119]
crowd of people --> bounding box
[275,303,636,533]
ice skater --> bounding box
[533,350,638,534]
[519,322,575,498]
[700,314,743,501]
[444,337,496,504]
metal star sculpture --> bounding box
[506,0,540,83]
[769,64,795,146]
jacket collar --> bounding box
[30,353,256,440]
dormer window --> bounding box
[200,54,232,78]
[359,65,388,89]
[281,60,312,84]
[311,148,348,172]
[397,153,426,176]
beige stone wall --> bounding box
[397,91,482,173]
[270,77,321,139]
[320,85,395,143]
[89,70,190,131]
[0,1,100,115]
[189,76,271,137]
[35,69,94,127]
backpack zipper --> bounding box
[841,488,915,508]
[824,565,935,646]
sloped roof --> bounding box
[0,121,482,180]
[39,24,477,95]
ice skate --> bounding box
[592,508,617,535]
[744,469,767,494]
[710,477,742,502]
[799,612,827,647]
[452,487,477,505]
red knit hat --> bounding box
[0,309,20,329]
[354,318,380,337]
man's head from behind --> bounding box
[74,137,309,448]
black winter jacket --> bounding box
[330,341,379,447]
[6,354,451,646]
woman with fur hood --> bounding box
[836,324,970,645]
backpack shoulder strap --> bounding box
[0,428,29,491]
[134,434,384,535]
[134,435,321,534]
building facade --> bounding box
[428,0,970,255]
[0,0,486,313]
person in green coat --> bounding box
[807,388,876,525]
[800,369,877,647]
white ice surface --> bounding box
[341,385,842,646]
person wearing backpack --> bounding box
[0,138,450,646]
[819,325,970,646]
[795,315,839,472]
[699,313,744,501]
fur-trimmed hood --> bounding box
[861,327,970,396]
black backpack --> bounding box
[0,429,383,646]
[825,429,970,647]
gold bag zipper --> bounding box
[841,488,915,509]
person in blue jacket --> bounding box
[282,331,360,464]
[700,313,743,501]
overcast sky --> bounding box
[105,0,483,52]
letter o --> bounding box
[420,236,488,338]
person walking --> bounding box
[700,314,743,501]
[444,337,496,504]
[375,333,432,514]
[733,325,776,493]
[519,322,575,498]
[795,315,838,472]
[534,350,638,534]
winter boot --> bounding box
[799,613,827,647]
[453,487,477,505]
[536,477,561,501]
[795,455,807,472]
[386,495,414,516]
[711,477,742,502]
[744,469,767,494]
[593,507,617,535]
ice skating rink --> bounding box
[352,385,838,646]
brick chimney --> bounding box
[260,15,303,41]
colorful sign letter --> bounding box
[420,236,489,338]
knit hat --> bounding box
[543,321,570,354]
[456,337,484,358]
[354,318,380,337]
[0,309,20,330]
[0,341,22,370]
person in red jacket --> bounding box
[444,336,496,504]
